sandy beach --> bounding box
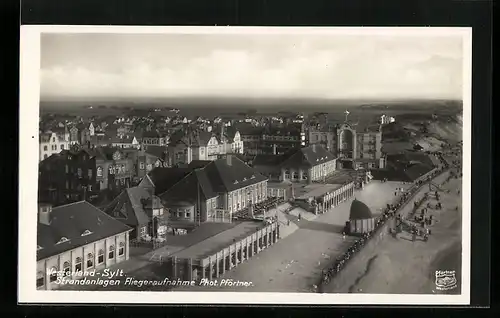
[323,174,462,294]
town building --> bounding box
[168,221,279,282]
[37,201,132,290]
[141,130,168,147]
[39,131,70,161]
[252,144,337,183]
[38,146,99,206]
[293,181,355,215]
[88,147,135,198]
[236,124,302,155]
[116,146,167,183]
[110,135,141,149]
[158,155,268,232]
[336,122,385,170]
[167,127,244,166]
[104,187,168,243]
[300,119,386,170]
[306,124,337,154]
[69,126,79,145]
[380,114,396,125]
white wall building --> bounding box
[39,132,70,161]
[36,201,132,290]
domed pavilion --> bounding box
[346,198,376,235]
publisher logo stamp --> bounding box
[435,270,457,291]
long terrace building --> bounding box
[167,220,279,282]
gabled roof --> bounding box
[148,167,193,195]
[188,160,212,170]
[104,187,163,229]
[159,156,268,204]
[280,145,336,168]
[138,174,155,189]
[253,154,286,166]
[37,201,131,261]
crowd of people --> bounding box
[313,143,461,292]
[317,160,452,292]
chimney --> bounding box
[312,144,317,152]
[226,154,232,166]
[38,203,52,225]
[273,144,277,155]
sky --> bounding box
[40,31,464,101]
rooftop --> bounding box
[172,221,264,260]
[349,199,373,220]
[37,201,131,261]
[296,183,343,200]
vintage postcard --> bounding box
[19,26,471,305]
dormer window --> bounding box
[243,177,247,181]
[250,175,255,179]
[57,237,70,244]
[81,230,92,237]
[233,180,239,184]
[37,245,43,251]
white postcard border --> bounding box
[19,25,472,305]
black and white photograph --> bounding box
[19,26,471,305]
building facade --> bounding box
[336,122,385,169]
[159,156,268,230]
[36,201,131,290]
[39,131,70,161]
[253,144,337,184]
[105,187,168,242]
[38,147,99,205]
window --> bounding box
[43,145,48,151]
[88,169,93,179]
[60,144,64,150]
[77,168,82,177]
[65,165,69,173]
[140,227,147,237]
[118,242,125,256]
[75,257,82,272]
[37,271,45,288]
[97,249,104,264]
[66,180,69,189]
[44,154,48,159]
[108,245,115,259]
[88,185,92,191]
[49,267,58,283]
[186,212,191,218]
[57,237,69,244]
[87,253,94,268]
[139,162,145,169]
[52,137,56,142]
[63,261,71,276]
